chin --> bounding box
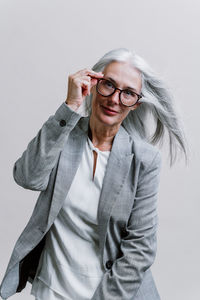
[97,114,121,127]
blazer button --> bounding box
[59,119,66,127]
[105,260,113,270]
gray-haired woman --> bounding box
[0,48,187,300]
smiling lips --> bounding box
[101,105,119,115]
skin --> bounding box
[66,61,142,152]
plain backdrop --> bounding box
[0,0,200,299]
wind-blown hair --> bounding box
[80,48,187,165]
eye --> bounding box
[123,89,135,97]
[104,80,115,89]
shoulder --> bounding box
[129,133,162,171]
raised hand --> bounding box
[65,69,104,111]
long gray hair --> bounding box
[79,48,187,165]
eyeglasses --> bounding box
[96,78,142,107]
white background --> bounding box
[0,0,200,299]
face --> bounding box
[90,61,142,130]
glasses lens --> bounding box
[121,90,139,106]
[97,79,115,96]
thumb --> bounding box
[90,78,98,88]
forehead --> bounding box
[102,61,142,89]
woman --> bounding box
[0,48,187,300]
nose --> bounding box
[108,89,120,104]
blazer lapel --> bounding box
[97,126,134,257]
[47,117,89,227]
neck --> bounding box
[89,118,120,151]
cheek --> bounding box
[121,108,131,120]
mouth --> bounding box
[101,105,119,116]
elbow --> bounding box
[13,164,47,191]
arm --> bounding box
[13,69,104,192]
[13,102,81,191]
[91,151,162,300]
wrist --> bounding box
[65,100,81,112]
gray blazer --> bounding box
[0,102,161,300]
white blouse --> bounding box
[31,137,110,300]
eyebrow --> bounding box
[105,76,138,92]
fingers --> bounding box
[66,68,103,111]
[81,78,92,96]
[70,69,102,96]
[79,69,104,94]
[78,68,104,79]
[79,75,98,93]
[71,76,91,96]
[90,77,98,88]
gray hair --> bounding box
[79,48,187,165]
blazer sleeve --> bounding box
[91,151,162,300]
[13,102,81,191]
